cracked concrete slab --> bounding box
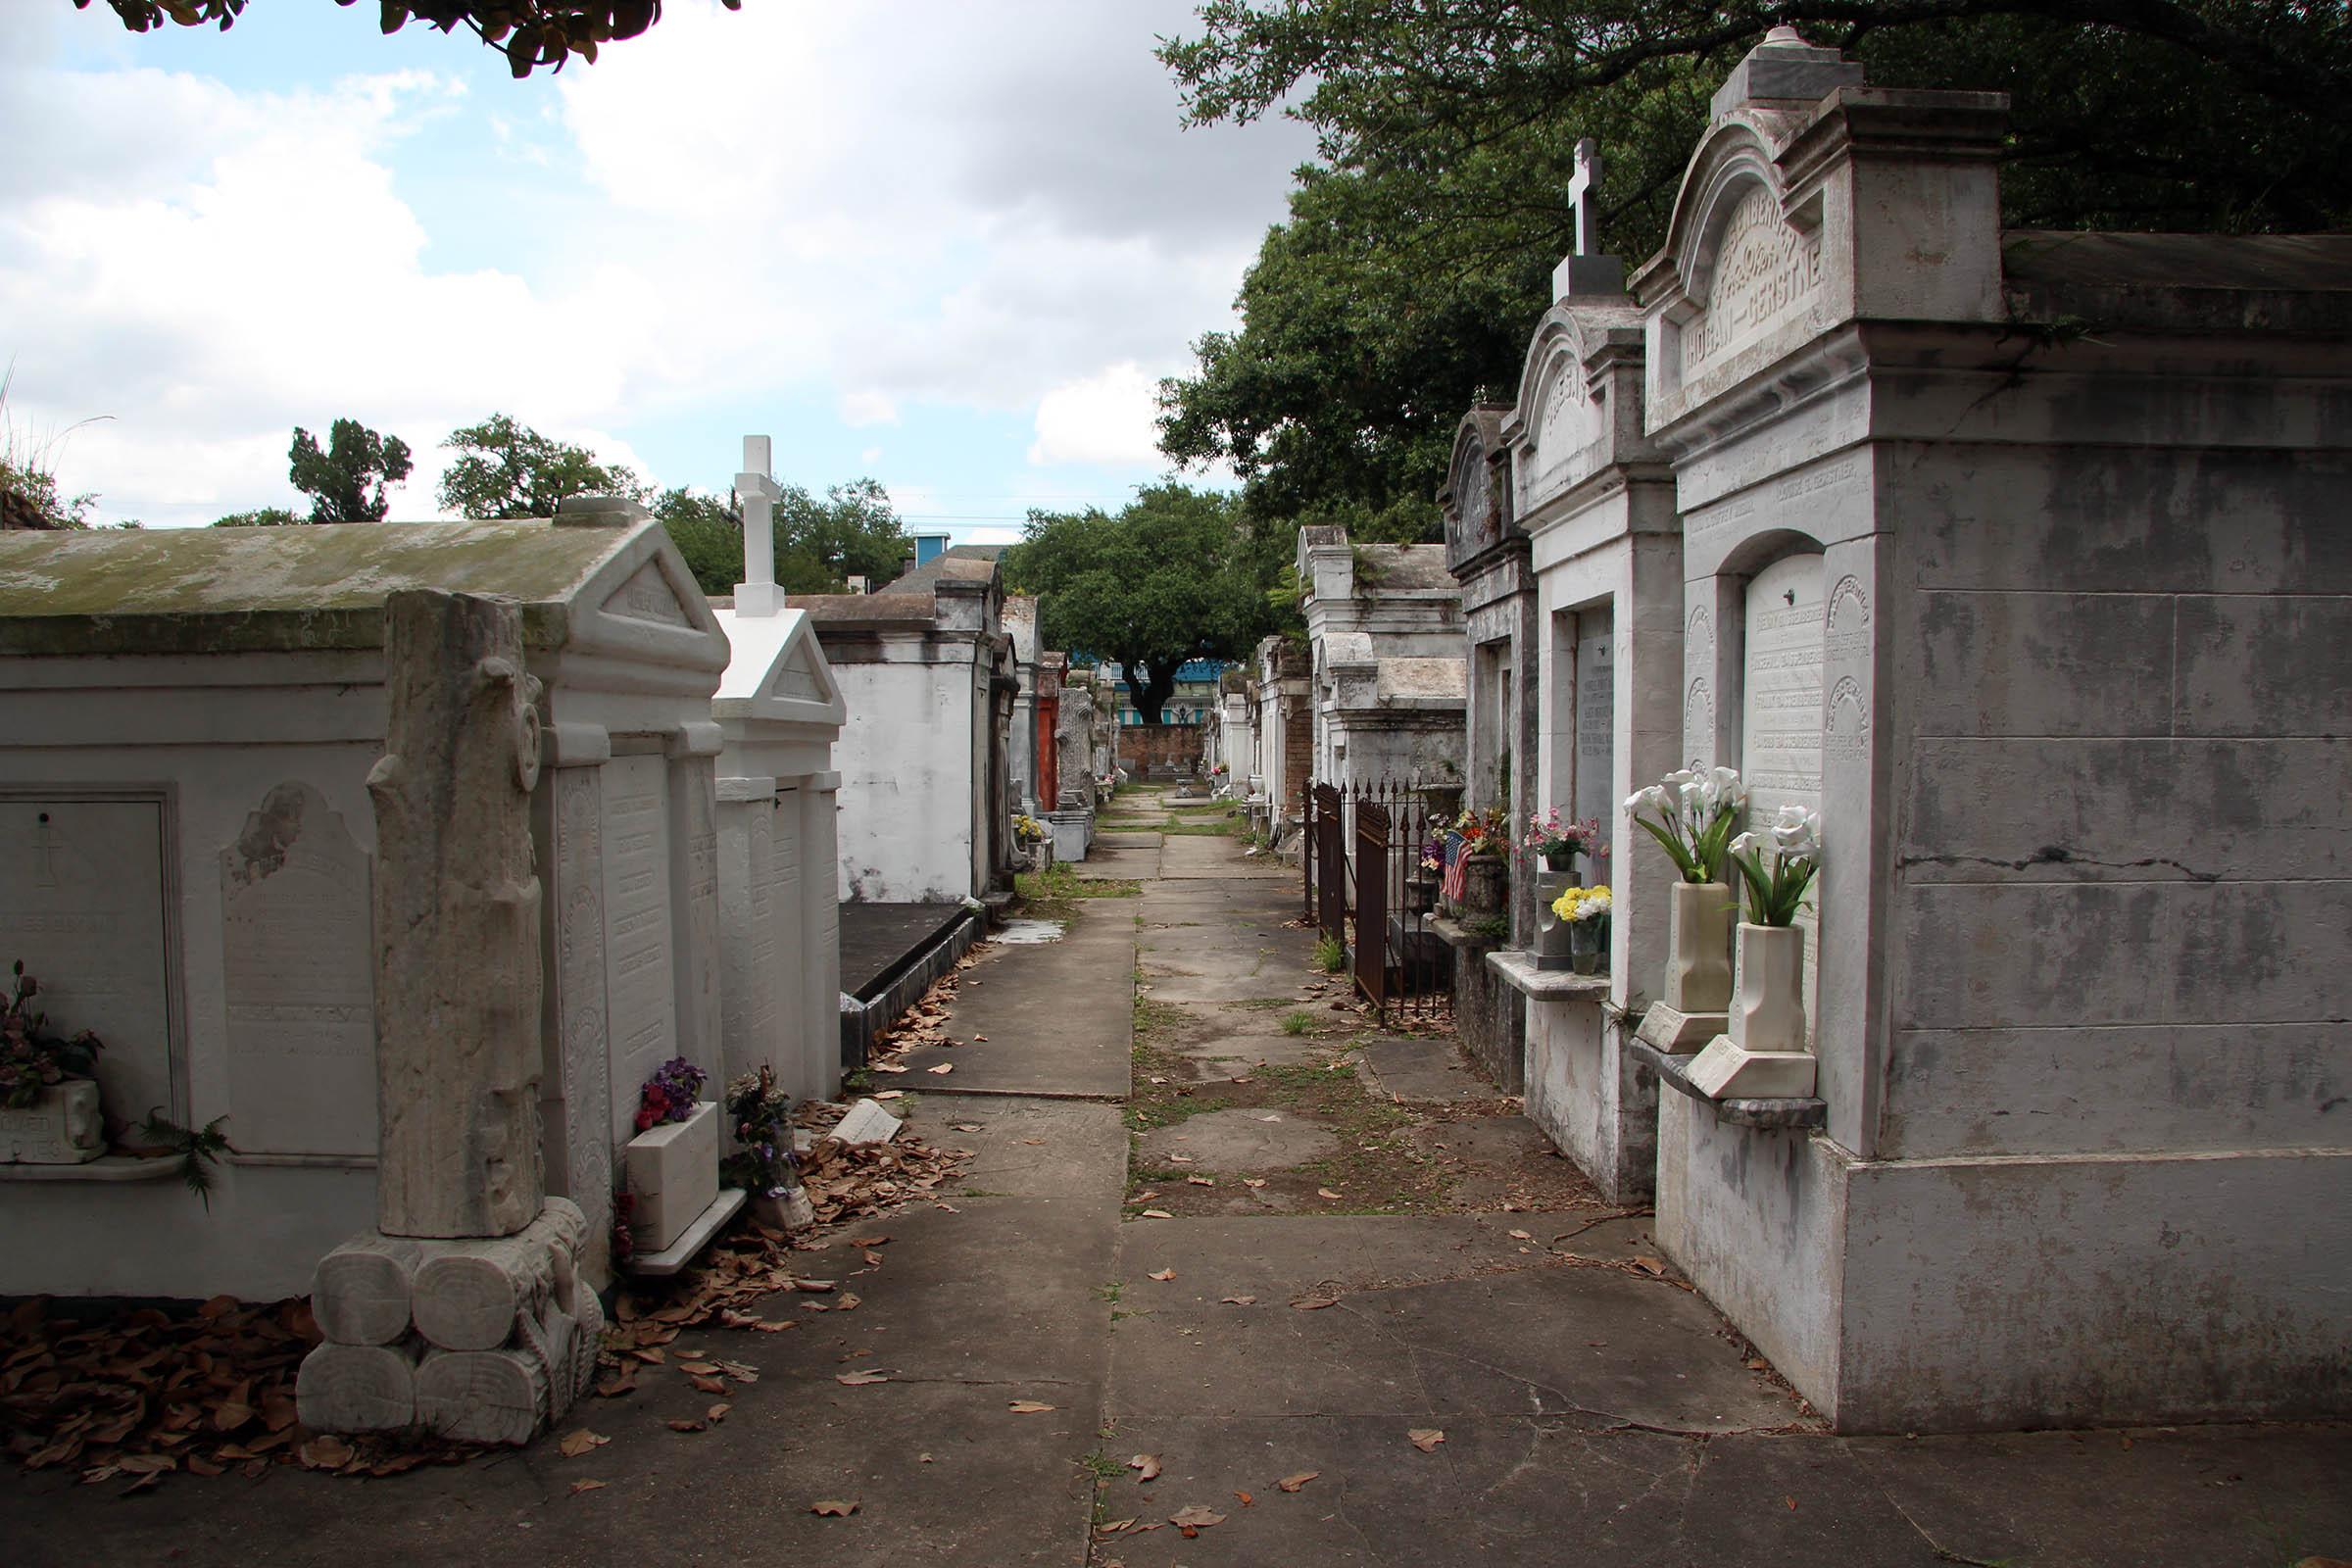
[1138,1107,1338,1172]
[1358,1034,1494,1102]
[898,913,1131,1098]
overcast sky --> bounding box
[0,2,1314,538]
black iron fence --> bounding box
[1302,779,1452,1025]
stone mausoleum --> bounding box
[1515,28,2351,1431]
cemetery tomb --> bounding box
[1297,526,1467,792]
[712,435,850,1105]
[1481,231,1687,1205]
[1631,27,2352,1430]
[0,506,728,1301]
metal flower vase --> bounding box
[1569,913,1609,975]
[1532,869,1575,970]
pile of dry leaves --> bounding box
[0,1295,474,1490]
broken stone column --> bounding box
[299,590,597,1445]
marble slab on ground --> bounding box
[911,1097,1127,1200]
[1108,1215,1793,1433]
[896,911,1131,1099]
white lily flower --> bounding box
[1770,803,1820,858]
[1729,831,1758,857]
[1661,769,1695,792]
[1709,766,1744,807]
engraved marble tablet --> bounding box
[222,782,375,1155]
[601,753,676,1138]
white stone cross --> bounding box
[1569,137,1602,258]
[733,434,783,618]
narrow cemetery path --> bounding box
[5,785,2346,1567]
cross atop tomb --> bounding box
[734,434,783,618]
[1569,137,1602,259]
[1554,135,1625,299]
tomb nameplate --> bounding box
[1682,185,1823,381]
[1741,554,1826,1040]
[0,798,173,1130]
[601,755,676,1133]
[1573,613,1616,855]
[602,561,690,628]
[221,783,375,1155]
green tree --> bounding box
[1004,484,1271,724]
[652,479,913,599]
[1158,2,2352,531]
[774,477,911,594]
[211,507,303,528]
[288,418,412,523]
[74,1,738,78]
[435,414,646,520]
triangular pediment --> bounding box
[713,607,847,730]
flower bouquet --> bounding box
[1012,812,1048,847]
[722,1064,806,1229]
[1522,808,1602,872]
[0,960,103,1111]
[1549,884,1613,974]
[633,1055,706,1134]
[1728,806,1822,928]
[1625,766,1744,884]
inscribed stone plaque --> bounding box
[600,754,675,1136]
[1742,553,1826,1040]
[1573,611,1616,858]
[601,561,690,627]
[0,797,172,1131]
[1682,184,1823,380]
[221,783,375,1155]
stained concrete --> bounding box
[1138,1107,1337,1172]
[1357,1034,1494,1103]
[895,913,1130,1100]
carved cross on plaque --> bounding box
[1568,137,1602,258]
[28,813,62,891]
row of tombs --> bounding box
[1204,30,2350,1437]
[0,452,1123,1440]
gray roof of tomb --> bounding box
[2003,232,2352,334]
[0,518,661,656]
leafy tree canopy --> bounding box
[74,0,737,78]
[211,507,303,527]
[1004,484,1272,724]
[436,413,645,519]
[289,417,412,523]
[1157,1,2352,533]
[653,478,912,600]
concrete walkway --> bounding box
[5,784,2346,1567]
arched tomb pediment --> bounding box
[1505,302,1642,516]
[1437,404,1514,572]
[1645,119,1831,411]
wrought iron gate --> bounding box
[1301,778,1451,1026]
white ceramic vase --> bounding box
[1666,880,1735,1013]
[1729,922,1806,1053]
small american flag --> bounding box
[1440,831,1468,902]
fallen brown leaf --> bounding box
[1148,1269,1177,1282]
[836,1293,862,1312]
[708,1402,731,1423]
[690,1374,727,1395]
[1408,1429,1446,1452]
[1007,1399,1055,1413]
[1233,1490,1253,1506]
[1186,1177,1214,1186]
[558,1429,610,1458]
[1244,1178,1266,1188]
[1139,1209,1173,1220]
[1291,1297,1337,1310]
[1316,1188,1343,1200]
[1128,1453,1161,1481]
[927,1063,955,1074]
[297,1437,353,1471]
[1632,1256,1667,1276]
[569,1479,608,1495]
[1220,1296,1256,1305]
[1170,1504,1227,1534]
[810,1499,859,1516]
[1277,1470,1319,1493]
[666,1418,708,1433]
[836,1370,889,1386]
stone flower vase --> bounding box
[1666,881,1736,1014]
[1729,922,1807,1053]
[1569,914,1609,976]
[1460,855,1507,916]
[1532,870,1575,970]
[0,1079,106,1164]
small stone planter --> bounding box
[1689,922,1815,1100]
[1569,915,1609,976]
[1531,870,1575,970]
[1667,881,1735,1014]
[0,1080,105,1164]
[1460,856,1507,916]
[624,1101,720,1253]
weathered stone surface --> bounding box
[624,1101,719,1253]
[0,1081,104,1164]
[1688,1037,1818,1100]
[416,1346,549,1446]
[311,1233,423,1346]
[295,1342,417,1434]
[368,588,547,1241]
[409,1198,587,1351]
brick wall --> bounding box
[1121,723,1202,783]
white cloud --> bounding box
[3,0,1312,528]
[1027,362,1163,467]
